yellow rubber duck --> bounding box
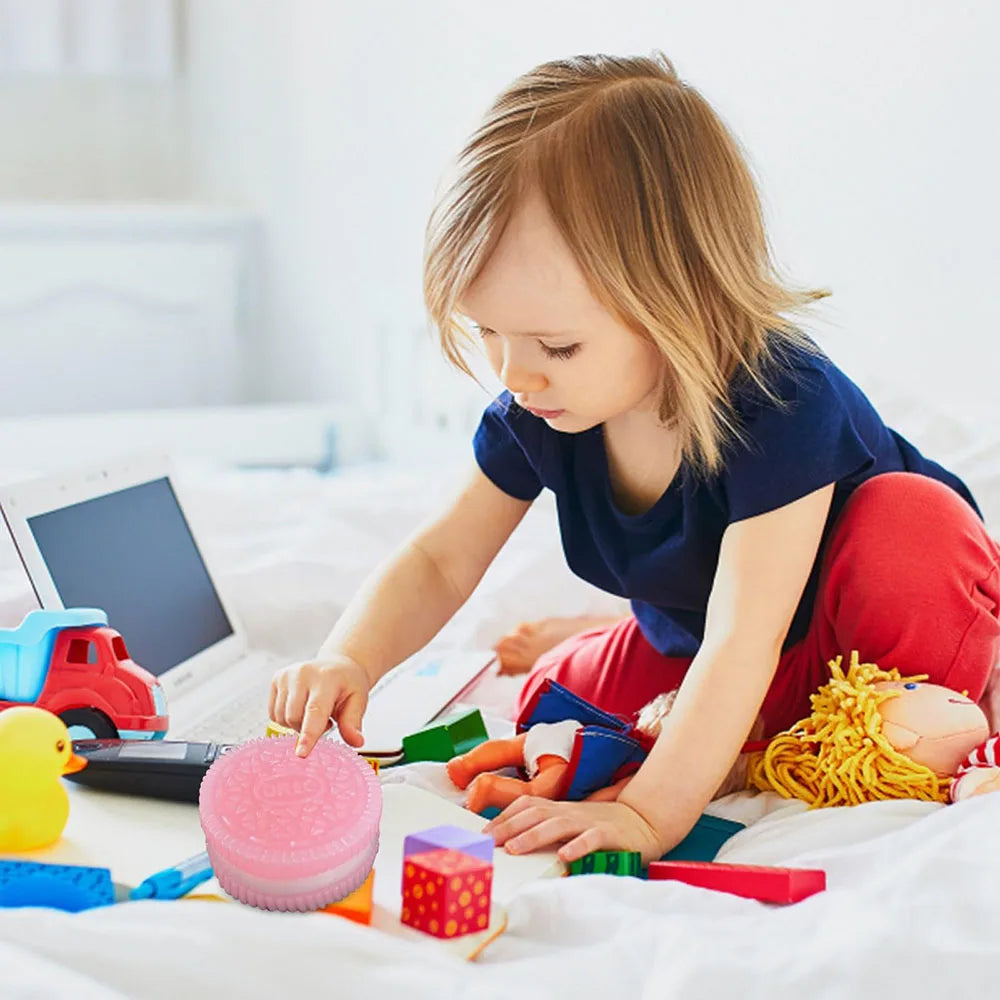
[0,706,87,851]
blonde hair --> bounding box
[748,651,952,807]
[423,52,831,474]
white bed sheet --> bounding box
[2,384,1000,999]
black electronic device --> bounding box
[66,739,237,803]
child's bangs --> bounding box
[424,168,523,375]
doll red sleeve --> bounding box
[949,732,1000,801]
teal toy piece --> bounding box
[0,609,108,702]
[0,860,116,912]
[660,814,745,863]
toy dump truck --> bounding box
[0,608,167,740]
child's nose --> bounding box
[502,365,547,395]
[499,350,546,394]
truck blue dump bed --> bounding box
[0,609,107,703]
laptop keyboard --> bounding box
[177,647,495,751]
[180,671,276,745]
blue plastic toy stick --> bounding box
[129,850,213,900]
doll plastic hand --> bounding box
[482,795,666,866]
[268,655,371,757]
[952,766,1000,802]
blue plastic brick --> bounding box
[402,824,494,864]
[0,860,115,912]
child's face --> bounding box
[458,190,663,434]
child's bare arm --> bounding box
[319,465,532,670]
[485,483,836,863]
[274,465,532,754]
[617,483,836,849]
[584,777,633,802]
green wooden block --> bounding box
[445,708,489,756]
[401,723,453,763]
[568,850,642,877]
[401,708,489,763]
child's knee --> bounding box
[834,473,973,553]
[824,473,997,615]
[933,568,1000,701]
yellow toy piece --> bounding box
[320,868,374,924]
[0,706,87,851]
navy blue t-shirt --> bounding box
[473,343,980,657]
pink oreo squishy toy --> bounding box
[199,737,381,911]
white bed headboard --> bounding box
[0,204,260,419]
[371,321,499,464]
[0,200,495,473]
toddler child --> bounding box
[269,52,1000,864]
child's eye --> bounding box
[540,343,580,360]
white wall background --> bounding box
[0,0,997,429]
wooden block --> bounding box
[647,860,826,904]
[321,869,374,925]
[568,850,642,877]
[661,813,745,862]
[401,709,488,763]
[401,849,493,939]
[403,824,494,865]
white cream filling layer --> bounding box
[211,836,379,897]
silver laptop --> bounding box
[0,453,494,758]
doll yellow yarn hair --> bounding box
[748,651,952,806]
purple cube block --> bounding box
[402,824,494,864]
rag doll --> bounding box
[748,650,1000,806]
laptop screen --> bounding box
[0,518,38,629]
[26,477,234,677]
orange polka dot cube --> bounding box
[400,848,493,939]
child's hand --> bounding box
[482,796,667,866]
[268,655,371,757]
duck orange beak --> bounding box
[62,753,88,775]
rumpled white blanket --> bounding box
[1,789,997,998]
[1,376,999,999]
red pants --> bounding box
[516,473,1000,738]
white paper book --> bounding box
[5,779,564,961]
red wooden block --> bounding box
[401,848,493,939]
[647,860,826,904]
